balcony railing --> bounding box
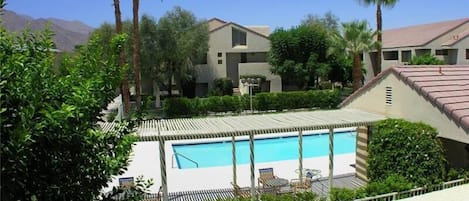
[354,178,469,201]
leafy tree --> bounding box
[132,0,142,108]
[408,54,445,65]
[268,25,330,89]
[334,20,377,91]
[113,0,131,116]
[140,15,164,107]
[357,0,399,76]
[0,26,137,200]
[156,6,209,96]
[302,11,340,33]
[368,119,447,186]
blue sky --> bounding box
[5,0,469,30]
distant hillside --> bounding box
[1,10,94,52]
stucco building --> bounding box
[341,65,469,180]
[364,18,469,82]
[195,18,281,96]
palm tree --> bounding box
[336,20,378,91]
[132,0,142,109]
[358,0,398,76]
[113,0,131,116]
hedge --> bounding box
[163,89,341,118]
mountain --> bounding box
[1,10,94,52]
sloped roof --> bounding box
[442,28,469,46]
[382,18,468,48]
[207,18,270,38]
[101,109,385,141]
[341,65,469,133]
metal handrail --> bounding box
[172,152,199,168]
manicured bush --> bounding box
[330,188,361,201]
[368,119,447,186]
[163,97,194,118]
[216,191,325,201]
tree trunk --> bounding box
[153,80,161,108]
[132,0,141,109]
[352,53,363,92]
[113,0,130,116]
[167,63,173,97]
[374,4,382,76]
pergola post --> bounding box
[232,135,237,187]
[249,131,255,201]
[298,129,303,182]
[159,139,168,201]
[328,128,334,195]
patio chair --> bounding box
[230,182,252,198]
[257,168,278,189]
[290,177,312,193]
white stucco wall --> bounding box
[343,73,469,166]
[343,73,469,143]
[199,23,271,88]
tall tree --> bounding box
[358,0,398,76]
[0,26,136,201]
[156,6,209,96]
[268,24,330,89]
[132,0,142,108]
[113,0,131,116]
[140,15,164,107]
[335,20,378,91]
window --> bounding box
[240,53,247,63]
[232,28,247,47]
[383,51,398,60]
[385,86,392,106]
[401,50,411,62]
[218,59,223,64]
[466,49,469,59]
[217,52,222,57]
[435,49,448,56]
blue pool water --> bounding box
[173,131,356,169]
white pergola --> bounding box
[102,109,385,201]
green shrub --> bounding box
[330,188,360,201]
[408,54,444,65]
[368,119,447,186]
[163,97,193,118]
[209,77,234,96]
[365,174,414,196]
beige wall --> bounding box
[238,63,282,93]
[343,73,469,167]
[204,24,271,86]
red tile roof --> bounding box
[382,18,468,48]
[340,65,469,132]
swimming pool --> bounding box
[173,131,356,169]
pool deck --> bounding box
[105,129,358,193]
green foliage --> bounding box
[368,119,447,186]
[334,20,378,91]
[163,97,194,118]
[269,25,332,89]
[209,77,234,96]
[163,90,341,118]
[0,27,137,200]
[330,188,361,201]
[364,174,414,196]
[408,54,444,65]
